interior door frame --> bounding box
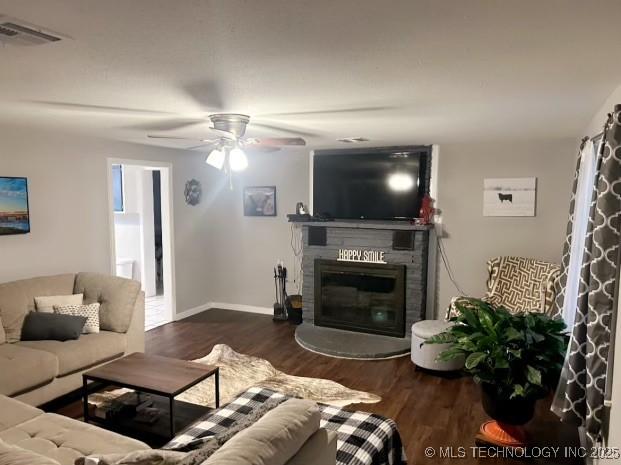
[106,158,177,325]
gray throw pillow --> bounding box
[21,312,87,341]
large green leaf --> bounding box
[426,332,455,344]
[462,307,482,331]
[526,365,542,386]
[465,352,487,369]
[510,384,526,399]
[504,327,523,341]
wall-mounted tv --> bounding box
[313,146,430,220]
[0,177,30,235]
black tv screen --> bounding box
[313,148,429,220]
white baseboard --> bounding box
[174,303,211,321]
[208,302,273,315]
[174,301,273,321]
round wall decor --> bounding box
[184,179,202,206]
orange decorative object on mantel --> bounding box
[419,194,435,225]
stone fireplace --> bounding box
[294,221,431,358]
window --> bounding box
[112,164,124,213]
[561,138,600,328]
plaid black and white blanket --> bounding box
[165,387,407,465]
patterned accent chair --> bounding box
[447,256,561,319]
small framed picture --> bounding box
[0,176,30,235]
[483,177,537,217]
[243,186,277,217]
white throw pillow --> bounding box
[34,294,83,313]
[54,303,100,334]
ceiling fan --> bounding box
[147,113,306,172]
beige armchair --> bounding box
[447,256,561,319]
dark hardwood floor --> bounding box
[144,309,580,465]
[53,309,580,464]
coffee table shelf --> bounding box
[82,353,219,445]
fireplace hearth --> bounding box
[315,260,405,337]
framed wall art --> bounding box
[243,186,277,217]
[483,177,537,217]
[0,176,30,235]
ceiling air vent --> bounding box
[0,17,63,46]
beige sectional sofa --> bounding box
[0,394,148,465]
[0,394,337,465]
[0,272,145,406]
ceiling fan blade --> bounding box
[251,121,318,138]
[259,106,392,118]
[246,145,281,153]
[186,141,220,151]
[245,137,306,147]
[182,79,225,111]
[129,119,207,131]
[147,135,216,142]
[28,100,174,115]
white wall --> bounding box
[584,84,621,138]
[0,124,212,315]
[202,149,309,309]
[435,138,577,313]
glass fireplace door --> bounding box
[314,259,406,337]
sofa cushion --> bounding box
[203,399,321,465]
[0,413,147,465]
[17,332,126,377]
[283,429,337,465]
[0,395,44,433]
[20,313,87,342]
[74,273,140,333]
[0,345,59,397]
[0,438,61,465]
[34,294,83,313]
[0,274,76,343]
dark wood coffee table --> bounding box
[82,353,219,442]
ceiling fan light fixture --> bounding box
[229,147,248,172]
[206,148,225,170]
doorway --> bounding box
[107,159,176,331]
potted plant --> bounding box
[427,298,568,445]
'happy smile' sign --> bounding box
[337,248,387,264]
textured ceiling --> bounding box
[1,0,620,151]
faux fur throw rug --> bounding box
[177,344,381,408]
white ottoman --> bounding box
[411,320,465,371]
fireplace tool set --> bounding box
[273,262,303,324]
[273,262,288,321]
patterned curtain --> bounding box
[552,105,621,447]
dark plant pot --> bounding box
[480,383,536,425]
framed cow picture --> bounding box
[483,177,536,217]
[243,186,277,217]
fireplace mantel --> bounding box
[291,220,433,231]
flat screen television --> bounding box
[313,147,430,220]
